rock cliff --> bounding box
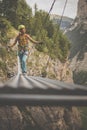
[66,1,87,129]
[66,0,87,85]
[77,0,87,22]
[0,106,81,130]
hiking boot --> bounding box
[22,71,27,76]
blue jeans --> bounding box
[18,50,28,73]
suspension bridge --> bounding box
[0,70,87,106]
[0,55,87,106]
[0,0,87,106]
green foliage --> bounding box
[73,71,87,85]
[0,47,7,74]
[31,10,70,61]
[0,47,7,58]
[79,107,87,130]
[0,46,17,76]
[0,61,7,74]
[0,17,17,44]
[0,17,12,43]
[16,0,32,28]
[0,0,32,28]
[0,0,17,25]
[59,32,70,60]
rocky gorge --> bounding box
[0,0,86,129]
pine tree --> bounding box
[1,0,32,28]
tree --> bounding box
[1,0,32,28]
[34,3,38,14]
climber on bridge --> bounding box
[9,25,42,74]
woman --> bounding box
[9,25,41,74]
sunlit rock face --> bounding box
[77,0,87,22]
[66,0,87,85]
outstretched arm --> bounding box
[27,34,40,44]
[9,36,18,47]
